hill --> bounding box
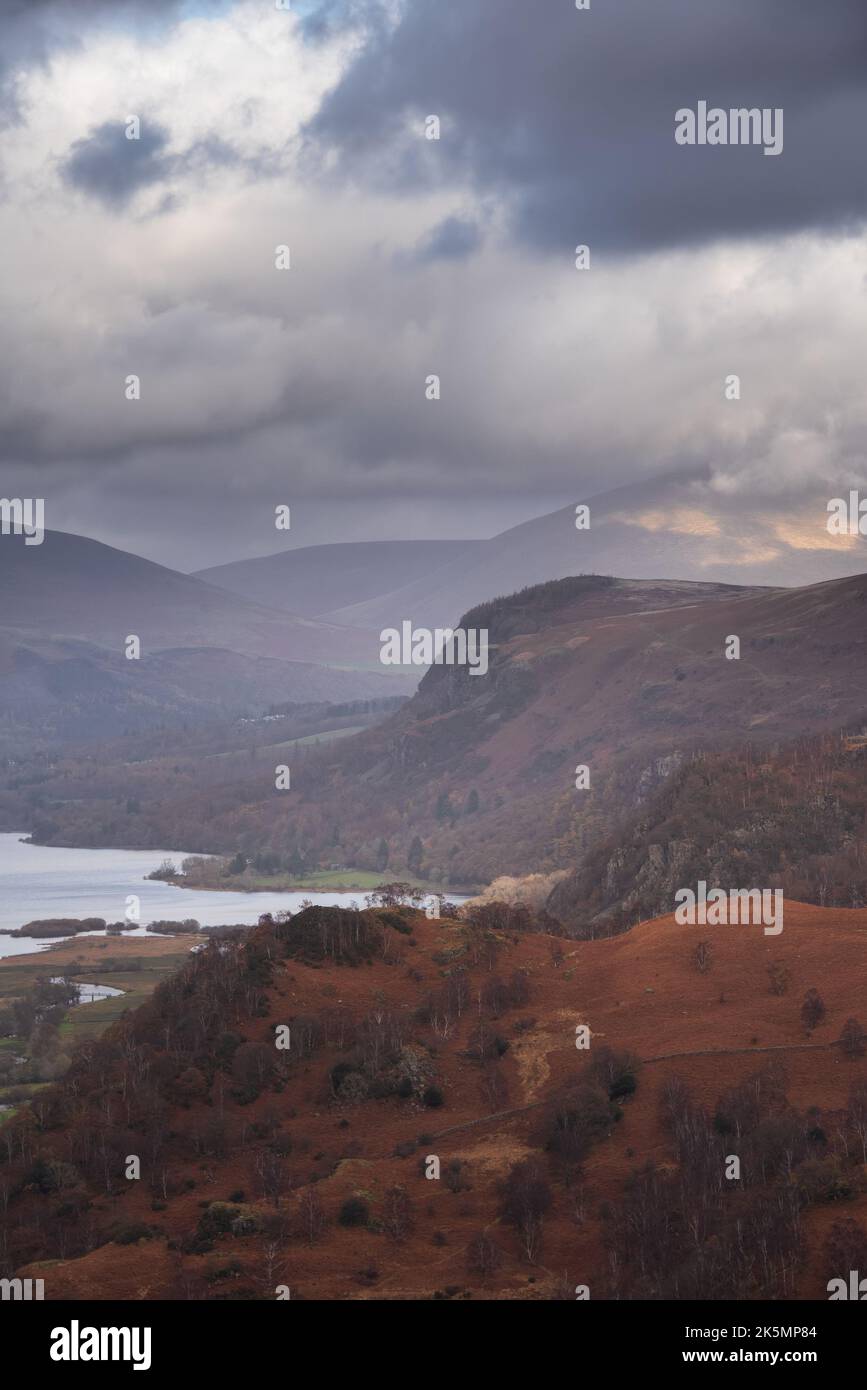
[194,540,474,619]
[0,530,413,747]
[278,472,867,635]
[19,567,867,898]
[11,573,759,868]
[32,566,867,889]
[4,898,867,1300]
[0,529,391,668]
[547,729,867,935]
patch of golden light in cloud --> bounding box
[614,507,721,537]
[698,542,782,567]
[773,516,860,552]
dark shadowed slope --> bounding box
[0,529,391,670]
[0,530,415,747]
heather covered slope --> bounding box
[548,730,867,935]
[15,573,761,871]
[5,900,867,1301]
[22,568,867,886]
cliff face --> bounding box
[547,732,867,936]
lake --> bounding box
[0,833,400,959]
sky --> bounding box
[2,0,867,571]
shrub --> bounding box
[588,1046,640,1101]
[112,1222,154,1246]
[338,1196,370,1228]
[839,1018,866,1058]
[801,988,826,1033]
[467,1232,502,1279]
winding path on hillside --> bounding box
[426,1038,843,1143]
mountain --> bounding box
[0,530,414,746]
[8,572,763,867]
[30,566,866,888]
[5,899,867,1301]
[0,633,407,751]
[203,473,865,636]
[0,529,392,668]
[194,540,475,619]
[21,566,867,888]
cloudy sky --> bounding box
[3,0,867,570]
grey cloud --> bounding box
[413,216,482,263]
[6,0,867,573]
[62,121,173,208]
[0,1,188,120]
[307,0,867,255]
[60,124,279,211]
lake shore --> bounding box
[0,933,204,1119]
[159,869,461,895]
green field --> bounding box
[0,939,198,1115]
[239,868,437,892]
[172,865,448,893]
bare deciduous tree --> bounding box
[800,987,826,1034]
[467,1231,502,1281]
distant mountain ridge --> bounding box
[0,529,385,667]
[194,540,475,619]
[0,529,413,748]
[192,472,867,634]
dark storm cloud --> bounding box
[307,0,867,254]
[60,124,262,210]
[5,0,867,574]
[62,121,173,208]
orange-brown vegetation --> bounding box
[3,898,867,1301]
[17,571,867,905]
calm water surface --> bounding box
[0,833,388,959]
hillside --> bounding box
[0,699,407,846]
[33,566,867,888]
[12,574,760,869]
[195,540,474,619]
[0,529,391,669]
[0,530,413,748]
[297,472,867,634]
[286,567,867,887]
[19,567,867,898]
[4,899,867,1300]
[548,731,867,935]
[0,634,408,753]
